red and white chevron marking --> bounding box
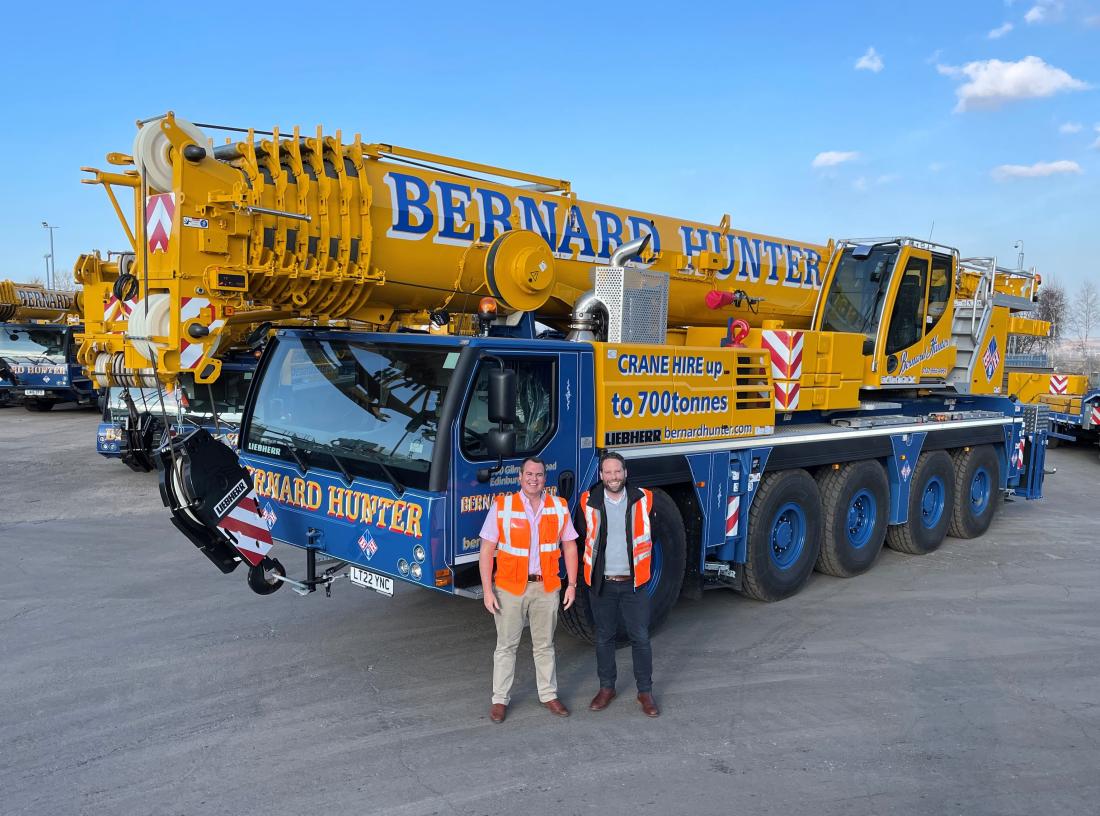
[146,193,175,253]
[104,295,136,322]
[1049,375,1068,395]
[216,492,273,567]
[761,330,804,410]
[1090,405,1100,428]
[177,296,224,369]
[726,494,740,538]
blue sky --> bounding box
[1,0,1096,290]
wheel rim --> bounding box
[769,501,806,570]
[846,488,877,549]
[920,475,946,528]
[969,467,990,515]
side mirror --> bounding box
[862,336,875,355]
[487,368,516,424]
[486,428,516,459]
[852,244,873,260]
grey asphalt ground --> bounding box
[2,405,1099,816]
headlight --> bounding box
[413,544,426,563]
[410,563,423,581]
[397,559,410,576]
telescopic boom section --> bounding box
[0,281,82,322]
[78,112,831,385]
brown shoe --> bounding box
[637,692,660,717]
[588,688,617,711]
[543,698,570,717]
[489,703,507,724]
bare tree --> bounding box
[1068,279,1099,371]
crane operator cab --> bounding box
[815,238,957,389]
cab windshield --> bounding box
[244,335,458,491]
[819,245,900,339]
[0,325,69,361]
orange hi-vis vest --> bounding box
[580,488,653,588]
[492,491,570,596]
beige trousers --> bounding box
[491,581,560,705]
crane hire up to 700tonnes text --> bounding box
[78,112,1052,637]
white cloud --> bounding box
[1059,122,1082,133]
[937,55,1089,112]
[991,160,1082,180]
[1025,0,1064,24]
[1092,124,1100,149]
[812,151,860,168]
[988,21,1014,38]
[855,47,883,73]
[852,173,900,192]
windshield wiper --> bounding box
[327,451,354,486]
[251,424,312,473]
[331,437,406,496]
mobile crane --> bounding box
[79,113,1051,638]
[0,279,100,410]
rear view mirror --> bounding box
[852,244,873,260]
[486,428,516,459]
[487,368,516,424]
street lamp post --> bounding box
[44,253,51,284]
[41,221,58,289]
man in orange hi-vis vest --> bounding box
[579,452,660,717]
[478,456,579,725]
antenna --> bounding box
[927,220,935,240]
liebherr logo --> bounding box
[213,478,250,518]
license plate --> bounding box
[24,389,46,396]
[348,566,394,597]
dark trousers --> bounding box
[589,580,652,693]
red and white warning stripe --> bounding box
[1049,375,1068,395]
[104,295,136,322]
[178,296,224,369]
[1090,405,1100,429]
[726,494,740,538]
[216,492,273,567]
[760,330,804,411]
[146,193,175,253]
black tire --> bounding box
[246,557,286,595]
[885,450,955,555]
[1046,436,1061,449]
[947,445,1001,539]
[24,399,56,412]
[741,469,821,601]
[559,488,687,644]
[815,460,889,577]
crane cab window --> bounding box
[927,253,952,329]
[462,358,555,459]
[885,256,929,355]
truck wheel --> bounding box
[559,488,686,644]
[947,445,1001,539]
[885,450,955,555]
[741,469,821,601]
[815,460,888,577]
[1046,436,1060,449]
[24,399,56,412]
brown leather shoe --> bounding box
[637,692,660,717]
[543,698,570,717]
[588,688,617,711]
[489,703,507,723]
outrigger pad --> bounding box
[156,428,254,574]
